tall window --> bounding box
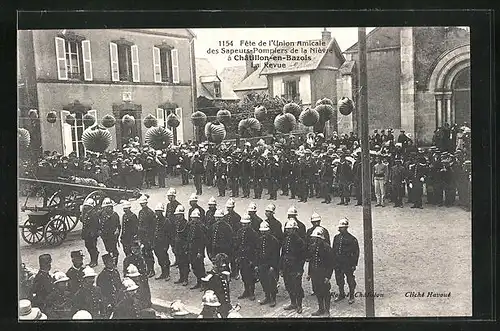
[65,40,82,79]
[110,42,140,82]
[214,82,221,98]
[283,80,299,101]
[153,46,179,84]
[71,113,85,157]
[117,44,132,81]
[160,49,172,82]
[55,35,93,81]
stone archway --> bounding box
[428,44,470,128]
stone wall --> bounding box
[415,90,436,145]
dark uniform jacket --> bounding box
[266,216,284,245]
[253,158,266,179]
[225,210,242,235]
[81,209,100,239]
[234,226,259,264]
[391,164,406,184]
[336,162,353,184]
[291,217,307,240]
[205,208,217,230]
[249,214,263,233]
[228,161,240,178]
[189,205,206,223]
[165,200,180,243]
[187,219,206,257]
[66,266,84,295]
[73,285,105,319]
[192,159,205,175]
[100,211,121,239]
[138,207,156,246]
[174,220,190,263]
[241,157,252,177]
[203,272,231,313]
[307,239,334,279]
[208,219,233,258]
[306,225,331,247]
[153,213,168,247]
[280,233,306,273]
[255,233,281,269]
[96,268,123,311]
[44,289,73,319]
[121,211,139,247]
[31,270,54,311]
[332,232,360,268]
[112,296,140,319]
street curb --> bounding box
[151,298,201,315]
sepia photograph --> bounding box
[17,24,472,320]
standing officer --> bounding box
[307,227,334,316]
[66,250,85,296]
[72,266,105,319]
[187,209,207,290]
[205,197,218,230]
[280,219,306,314]
[241,151,252,198]
[390,158,406,207]
[264,203,284,245]
[255,221,280,307]
[234,214,258,301]
[188,193,206,223]
[373,156,389,207]
[216,157,228,197]
[225,198,241,279]
[267,152,280,200]
[336,154,353,205]
[247,202,263,233]
[287,206,306,240]
[153,203,170,281]
[173,205,190,286]
[298,151,312,202]
[155,150,168,188]
[165,188,180,266]
[32,253,54,311]
[192,152,205,195]
[120,201,138,257]
[99,198,121,265]
[253,155,266,199]
[96,253,122,318]
[409,157,427,209]
[180,151,191,185]
[81,198,100,267]
[306,213,331,249]
[228,156,240,197]
[290,153,301,200]
[137,195,156,277]
[207,209,233,262]
[332,218,359,304]
[320,155,334,204]
[201,253,232,318]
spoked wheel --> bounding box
[85,190,107,210]
[44,215,68,246]
[61,214,79,231]
[20,219,44,245]
[47,190,63,208]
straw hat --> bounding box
[19,300,47,320]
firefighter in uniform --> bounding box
[173,205,190,286]
[409,157,427,209]
[287,206,307,240]
[336,154,353,205]
[264,203,284,245]
[390,158,406,207]
[216,157,228,197]
[165,188,180,266]
[188,193,206,223]
[81,198,100,267]
[99,198,121,265]
[234,214,259,301]
[125,264,151,310]
[137,195,156,277]
[321,155,335,204]
[280,219,307,314]
[123,238,147,278]
[307,227,334,316]
[253,155,266,199]
[306,213,331,250]
[198,290,222,318]
[290,154,301,199]
[267,152,280,200]
[187,208,207,289]
[247,202,263,233]
[225,198,241,278]
[96,253,122,318]
[201,253,232,318]
[31,253,54,312]
[120,201,138,257]
[207,209,233,262]
[192,152,205,195]
[153,203,171,281]
[298,151,312,202]
[112,278,140,319]
[255,221,280,307]
[73,266,105,319]
[332,218,359,304]
[205,197,218,230]
[66,250,85,296]
[45,272,73,319]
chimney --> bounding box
[245,51,255,78]
[322,28,332,43]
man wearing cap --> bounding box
[125,264,151,310]
[409,157,427,209]
[31,254,54,312]
[224,198,241,278]
[373,155,389,207]
[188,193,206,224]
[205,197,218,230]
[320,155,335,204]
[287,206,307,240]
[280,219,307,314]
[164,188,180,266]
[66,250,85,296]
[121,201,138,257]
[255,221,281,307]
[266,152,280,200]
[252,154,266,199]
[73,267,105,319]
[289,154,301,200]
[205,154,216,187]
[298,150,313,202]
[186,208,207,289]
[81,198,100,267]
[390,158,406,207]
[215,157,228,197]
[201,253,232,318]
[137,196,156,277]
[152,203,170,280]
[19,299,47,320]
[99,198,121,264]
[45,272,73,319]
[207,209,233,262]
[264,203,284,245]
[155,150,168,188]
[306,213,331,249]
[227,155,240,198]
[112,278,140,319]
[307,227,334,316]
[234,214,259,301]
[173,205,190,286]
[192,153,205,195]
[332,219,359,304]
[240,151,253,198]
[96,253,123,318]
[199,290,222,318]
[336,154,353,205]
[247,202,263,233]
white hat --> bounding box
[190,208,200,218]
[72,310,92,320]
[284,218,298,229]
[247,202,257,212]
[265,203,276,213]
[202,290,221,307]
[82,266,97,278]
[310,227,326,240]
[53,271,70,284]
[83,198,96,207]
[154,203,165,211]
[188,193,198,202]
[19,300,46,320]
[225,198,235,208]
[240,214,251,224]
[137,195,149,204]
[338,218,349,228]
[208,197,217,205]
[170,300,190,316]
[287,206,298,216]
[122,277,139,292]
[214,209,224,218]
[125,264,141,277]
[259,221,270,231]
[166,188,177,196]
[174,205,185,215]
[122,201,132,209]
[102,198,113,207]
[311,212,321,223]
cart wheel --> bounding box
[44,216,68,246]
[85,190,107,209]
[47,191,63,207]
[20,219,44,245]
[62,214,79,231]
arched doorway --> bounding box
[452,66,470,126]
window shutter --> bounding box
[175,107,183,143]
[131,45,140,82]
[153,47,161,83]
[60,110,73,155]
[81,40,93,81]
[171,48,179,84]
[55,37,68,80]
[156,108,165,127]
[109,42,119,82]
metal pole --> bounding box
[358,27,375,317]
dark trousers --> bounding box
[194,175,203,195]
[189,253,206,280]
[434,182,444,205]
[254,178,263,198]
[157,168,166,188]
[230,177,239,197]
[268,178,278,199]
[181,170,189,185]
[412,181,423,207]
[322,178,333,202]
[217,178,227,196]
[102,236,119,259]
[84,236,99,262]
[205,170,214,186]
[444,186,456,206]
[334,266,356,295]
[281,176,289,195]
[145,170,156,187]
[311,273,331,297]
[283,268,304,299]
[299,180,309,201]
[392,183,404,206]
[290,177,298,198]
[339,183,351,202]
[230,257,239,277]
[354,182,362,204]
[154,244,170,271]
[142,244,155,273]
[258,264,278,295]
[241,176,250,197]
[312,178,321,197]
[239,258,256,294]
